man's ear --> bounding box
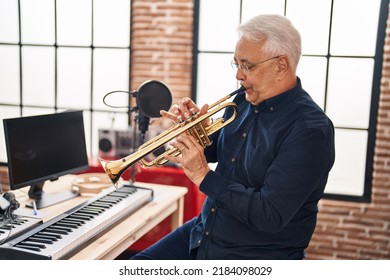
[277,56,289,74]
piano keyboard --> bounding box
[0,184,153,260]
[0,215,42,244]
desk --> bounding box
[13,175,187,260]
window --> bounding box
[193,0,387,201]
[0,0,131,162]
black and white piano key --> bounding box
[0,215,42,243]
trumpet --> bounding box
[99,86,246,187]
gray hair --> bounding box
[237,14,302,71]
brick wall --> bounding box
[130,0,194,104]
[130,1,390,259]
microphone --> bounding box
[138,113,150,135]
[102,80,172,119]
[133,80,172,118]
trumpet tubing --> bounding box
[99,86,245,186]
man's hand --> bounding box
[160,97,209,124]
[164,135,210,186]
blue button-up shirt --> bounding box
[189,78,335,259]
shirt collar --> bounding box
[256,77,302,113]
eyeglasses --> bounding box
[230,56,281,74]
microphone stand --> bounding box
[128,107,139,185]
[128,107,150,185]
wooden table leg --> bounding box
[171,196,184,230]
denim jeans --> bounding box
[130,217,198,260]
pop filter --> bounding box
[135,80,172,118]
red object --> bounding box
[85,158,206,251]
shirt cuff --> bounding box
[199,170,229,201]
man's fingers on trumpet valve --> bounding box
[160,97,211,126]
[177,97,198,119]
[160,104,190,124]
[159,108,179,123]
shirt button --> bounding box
[254,109,259,113]
[205,231,210,236]
[270,106,274,111]
[198,240,201,244]
[242,133,247,138]
[211,208,216,213]
[231,158,235,162]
